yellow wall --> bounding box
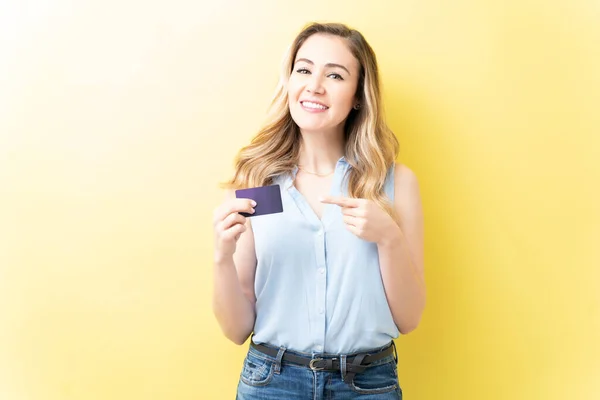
[1,0,598,399]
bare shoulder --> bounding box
[393,163,420,200]
[392,163,423,230]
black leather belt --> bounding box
[250,340,396,383]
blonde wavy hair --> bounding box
[225,22,400,217]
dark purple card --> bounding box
[235,184,283,217]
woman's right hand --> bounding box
[212,198,256,261]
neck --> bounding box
[297,128,345,174]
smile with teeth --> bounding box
[301,101,329,110]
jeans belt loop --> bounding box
[274,346,286,374]
[340,354,347,381]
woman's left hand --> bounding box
[320,196,401,245]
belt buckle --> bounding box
[309,358,324,371]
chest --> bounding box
[292,174,333,220]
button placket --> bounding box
[314,225,327,352]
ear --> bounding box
[353,91,362,110]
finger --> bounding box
[214,198,256,223]
[220,222,246,242]
[220,212,247,231]
[341,207,366,218]
[343,215,366,230]
[344,223,362,237]
[343,215,357,226]
[319,195,360,208]
[221,225,245,243]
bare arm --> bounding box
[377,164,426,334]
[212,191,258,345]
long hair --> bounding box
[224,22,400,218]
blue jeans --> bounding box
[236,342,402,399]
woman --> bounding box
[212,22,425,399]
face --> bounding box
[287,33,360,136]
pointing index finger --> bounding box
[319,195,360,208]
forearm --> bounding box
[212,257,255,345]
[377,227,426,334]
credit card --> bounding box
[235,184,284,217]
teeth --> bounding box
[302,101,328,110]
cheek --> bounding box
[286,90,296,109]
[336,87,357,108]
[286,78,301,99]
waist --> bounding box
[249,338,397,372]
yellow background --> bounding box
[1,0,599,399]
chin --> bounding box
[295,122,327,134]
[290,110,340,134]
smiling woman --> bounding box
[212,22,425,399]
[288,35,360,135]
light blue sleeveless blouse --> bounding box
[250,157,399,354]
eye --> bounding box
[296,68,310,74]
[328,73,344,81]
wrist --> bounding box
[214,253,234,268]
[377,224,403,248]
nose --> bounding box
[306,74,325,94]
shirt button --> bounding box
[318,307,325,314]
[318,268,325,274]
[315,345,322,352]
[317,229,323,236]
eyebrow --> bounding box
[294,58,351,75]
